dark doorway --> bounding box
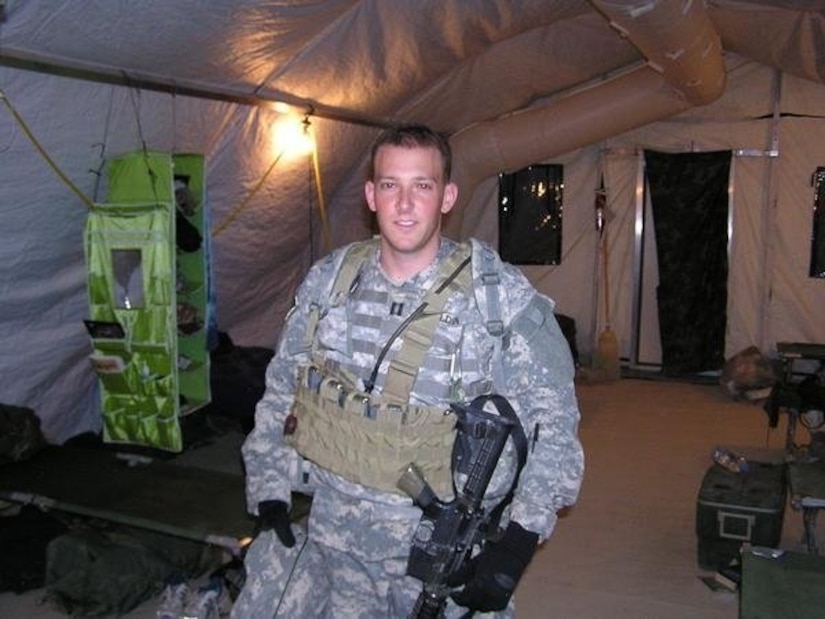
[810,166,825,279]
[644,150,732,376]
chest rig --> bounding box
[285,240,475,496]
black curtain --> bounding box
[644,150,731,376]
[810,167,825,278]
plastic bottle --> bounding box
[711,447,750,473]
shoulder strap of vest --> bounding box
[303,239,500,402]
[301,238,378,351]
[472,240,508,392]
[330,238,379,299]
[381,241,473,403]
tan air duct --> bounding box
[591,0,726,106]
[450,0,726,216]
[450,67,688,199]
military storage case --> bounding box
[695,461,786,571]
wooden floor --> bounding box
[0,378,819,618]
[515,377,811,619]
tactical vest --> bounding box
[286,240,488,496]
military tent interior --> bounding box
[1,0,825,616]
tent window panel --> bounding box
[112,249,145,309]
[498,164,563,265]
[810,167,825,279]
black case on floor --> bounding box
[695,461,787,571]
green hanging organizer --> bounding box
[84,151,211,452]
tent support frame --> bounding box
[0,48,395,130]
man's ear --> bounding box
[365,181,377,213]
[441,182,458,214]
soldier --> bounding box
[233,125,584,618]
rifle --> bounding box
[397,394,527,619]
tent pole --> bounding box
[759,70,783,351]
[0,48,395,130]
[629,150,645,368]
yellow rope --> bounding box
[2,89,331,244]
[211,150,284,237]
[0,89,95,209]
[311,142,332,254]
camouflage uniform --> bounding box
[233,237,584,618]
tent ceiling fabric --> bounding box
[1,1,820,131]
[2,2,820,211]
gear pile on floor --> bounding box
[155,562,243,619]
[43,520,230,617]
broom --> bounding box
[593,175,621,380]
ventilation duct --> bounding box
[591,0,726,107]
[450,0,726,213]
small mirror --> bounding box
[112,249,145,309]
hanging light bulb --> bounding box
[595,174,607,237]
[272,111,315,159]
[298,112,315,155]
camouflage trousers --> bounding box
[230,527,514,618]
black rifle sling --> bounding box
[455,393,529,532]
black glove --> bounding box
[257,500,296,548]
[450,521,539,612]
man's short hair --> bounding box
[369,125,452,182]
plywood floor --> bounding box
[515,377,810,619]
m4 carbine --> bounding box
[397,394,526,619]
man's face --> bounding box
[365,144,457,265]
